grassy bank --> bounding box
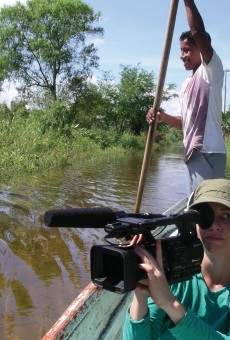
[0,115,182,180]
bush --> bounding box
[119,133,145,150]
[39,101,75,134]
[0,103,12,121]
[76,128,118,149]
[222,111,230,135]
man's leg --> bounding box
[186,151,226,191]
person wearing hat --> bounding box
[123,178,230,340]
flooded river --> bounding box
[0,147,190,339]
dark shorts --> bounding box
[186,150,226,191]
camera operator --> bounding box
[123,178,230,339]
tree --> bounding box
[115,65,177,134]
[72,66,178,135]
[70,71,120,130]
[0,0,103,101]
[115,65,155,134]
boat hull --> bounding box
[42,282,131,340]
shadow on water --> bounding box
[0,147,191,339]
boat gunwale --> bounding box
[42,282,101,340]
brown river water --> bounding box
[0,147,191,339]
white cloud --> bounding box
[0,0,26,7]
[0,81,18,106]
[90,37,105,47]
[88,74,98,84]
[163,96,180,116]
[160,85,180,116]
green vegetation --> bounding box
[222,110,230,135]
[0,0,182,180]
[0,0,102,101]
[0,99,181,179]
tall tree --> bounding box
[116,65,177,134]
[116,65,155,134]
[0,0,103,101]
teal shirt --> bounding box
[123,273,230,340]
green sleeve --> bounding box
[122,310,152,340]
[122,299,167,340]
[170,310,230,340]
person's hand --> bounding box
[135,242,174,309]
[133,242,186,324]
[128,234,143,246]
[146,107,165,125]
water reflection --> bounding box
[0,148,189,339]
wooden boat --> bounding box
[42,197,187,340]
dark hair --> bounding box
[180,30,211,45]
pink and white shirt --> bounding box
[178,50,226,161]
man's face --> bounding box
[180,38,201,71]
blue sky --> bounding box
[85,0,230,111]
[85,1,230,83]
[1,0,230,110]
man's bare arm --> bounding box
[184,0,213,64]
[146,108,182,129]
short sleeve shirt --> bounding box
[178,50,226,161]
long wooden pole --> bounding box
[134,0,179,213]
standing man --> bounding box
[147,0,226,191]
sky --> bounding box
[0,0,230,111]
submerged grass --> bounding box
[0,115,184,181]
[0,117,146,180]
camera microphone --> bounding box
[44,207,117,228]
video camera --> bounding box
[44,204,214,293]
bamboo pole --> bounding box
[134,0,179,213]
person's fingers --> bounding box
[136,234,143,244]
[146,115,153,124]
[129,234,139,246]
[146,108,155,122]
[135,247,153,267]
[139,262,153,273]
[156,240,163,268]
[147,107,164,116]
[147,111,162,124]
[127,233,144,246]
[135,246,157,266]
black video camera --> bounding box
[44,204,213,294]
